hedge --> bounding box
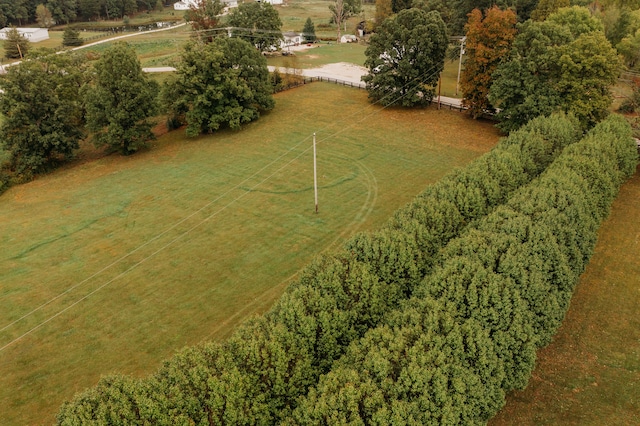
[288,114,637,425]
[56,114,586,424]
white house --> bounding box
[0,27,49,43]
[174,0,238,10]
[281,31,303,48]
[258,0,284,5]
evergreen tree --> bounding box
[302,17,316,43]
[3,27,30,59]
[62,27,83,47]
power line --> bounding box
[0,57,447,353]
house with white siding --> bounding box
[0,28,49,43]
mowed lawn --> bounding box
[0,83,498,425]
[490,165,640,425]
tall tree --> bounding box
[3,27,30,59]
[84,42,158,154]
[362,8,449,107]
[185,0,225,42]
[489,6,620,132]
[162,38,275,137]
[227,1,283,52]
[374,0,393,26]
[46,0,77,24]
[62,26,83,46]
[302,17,316,43]
[461,6,517,118]
[0,51,87,176]
[36,4,55,27]
[330,0,362,41]
[531,0,570,21]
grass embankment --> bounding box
[0,83,498,425]
[489,164,640,425]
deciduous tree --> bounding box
[363,8,448,107]
[0,51,87,176]
[530,0,569,21]
[162,38,275,137]
[227,1,283,52]
[461,6,517,118]
[185,0,224,42]
[84,42,158,154]
[489,6,620,132]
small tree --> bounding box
[62,27,83,47]
[302,17,316,43]
[84,43,158,155]
[36,4,55,28]
[3,27,30,59]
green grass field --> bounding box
[0,83,498,425]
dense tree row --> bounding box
[56,113,586,424]
[286,114,637,424]
[0,0,169,27]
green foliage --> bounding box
[227,1,283,52]
[0,52,86,176]
[162,38,275,137]
[302,17,316,42]
[290,114,636,425]
[489,7,620,132]
[185,0,225,43]
[531,0,570,21]
[3,27,29,59]
[363,8,449,107]
[461,6,517,118]
[84,42,158,155]
[62,27,83,47]
[56,112,590,424]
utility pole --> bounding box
[456,36,466,96]
[313,133,318,213]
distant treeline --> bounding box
[0,0,175,27]
[55,111,639,424]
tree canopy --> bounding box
[227,1,283,52]
[489,6,620,132]
[162,37,275,137]
[83,42,158,154]
[460,6,517,118]
[0,51,87,176]
[363,8,448,107]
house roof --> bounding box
[0,27,47,33]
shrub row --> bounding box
[288,114,638,425]
[56,114,584,424]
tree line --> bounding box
[286,113,637,424]
[54,111,618,424]
[0,0,171,26]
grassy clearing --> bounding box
[489,165,640,425]
[277,0,375,39]
[0,83,498,425]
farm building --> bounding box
[282,31,303,48]
[0,27,49,43]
